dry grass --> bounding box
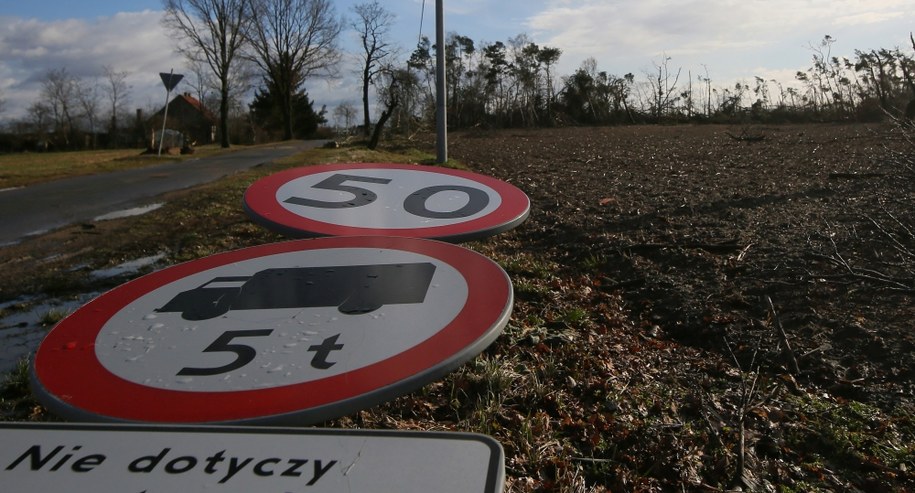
[0,144,230,189]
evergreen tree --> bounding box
[249,86,326,140]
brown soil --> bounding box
[441,123,915,491]
[455,123,914,403]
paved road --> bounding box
[0,141,325,246]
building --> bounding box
[148,93,218,147]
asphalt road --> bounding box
[0,141,325,246]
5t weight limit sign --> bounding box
[31,236,513,425]
[243,163,530,242]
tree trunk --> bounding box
[220,82,231,148]
[368,99,398,150]
[362,66,372,137]
[282,93,294,141]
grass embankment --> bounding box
[0,145,232,189]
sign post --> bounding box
[31,236,513,424]
[157,69,184,156]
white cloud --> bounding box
[0,11,184,121]
[835,10,905,27]
[0,9,367,124]
[524,0,915,84]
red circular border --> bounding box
[33,236,511,422]
[243,163,530,241]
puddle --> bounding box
[1,228,49,247]
[94,203,164,221]
[90,253,166,280]
[0,253,168,376]
[24,228,50,238]
[0,294,98,376]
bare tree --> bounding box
[103,65,130,147]
[646,54,681,121]
[186,50,255,120]
[352,1,396,137]
[377,65,423,135]
[43,68,79,148]
[28,102,53,149]
[186,57,215,105]
[680,69,694,119]
[75,79,101,149]
[699,65,713,118]
[537,47,562,103]
[248,0,342,140]
[368,65,399,149]
[162,0,254,148]
[333,102,357,131]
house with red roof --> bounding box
[148,92,218,148]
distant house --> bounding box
[148,93,218,147]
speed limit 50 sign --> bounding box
[243,163,530,242]
[31,236,513,424]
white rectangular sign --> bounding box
[0,423,504,493]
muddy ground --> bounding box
[440,123,915,491]
[454,123,914,403]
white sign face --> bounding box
[275,168,502,229]
[95,248,465,392]
[0,423,505,493]
[243,163,530,242]
[32,236,513,424]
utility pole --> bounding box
[435,0,447,164]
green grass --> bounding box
[39,308,70,327]
[784,393,915,478]
[560,307,591,327]
[0,358,44,421]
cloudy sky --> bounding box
[1,0,913,123]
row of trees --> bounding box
[371,33,915,133]
[3,0,915,152]
[162,0,344,147]
[1,66,132,151]
[790,34,915,121]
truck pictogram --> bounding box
[157,263,437,320]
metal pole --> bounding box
[158,69,174,157]
[435,0,447,164]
